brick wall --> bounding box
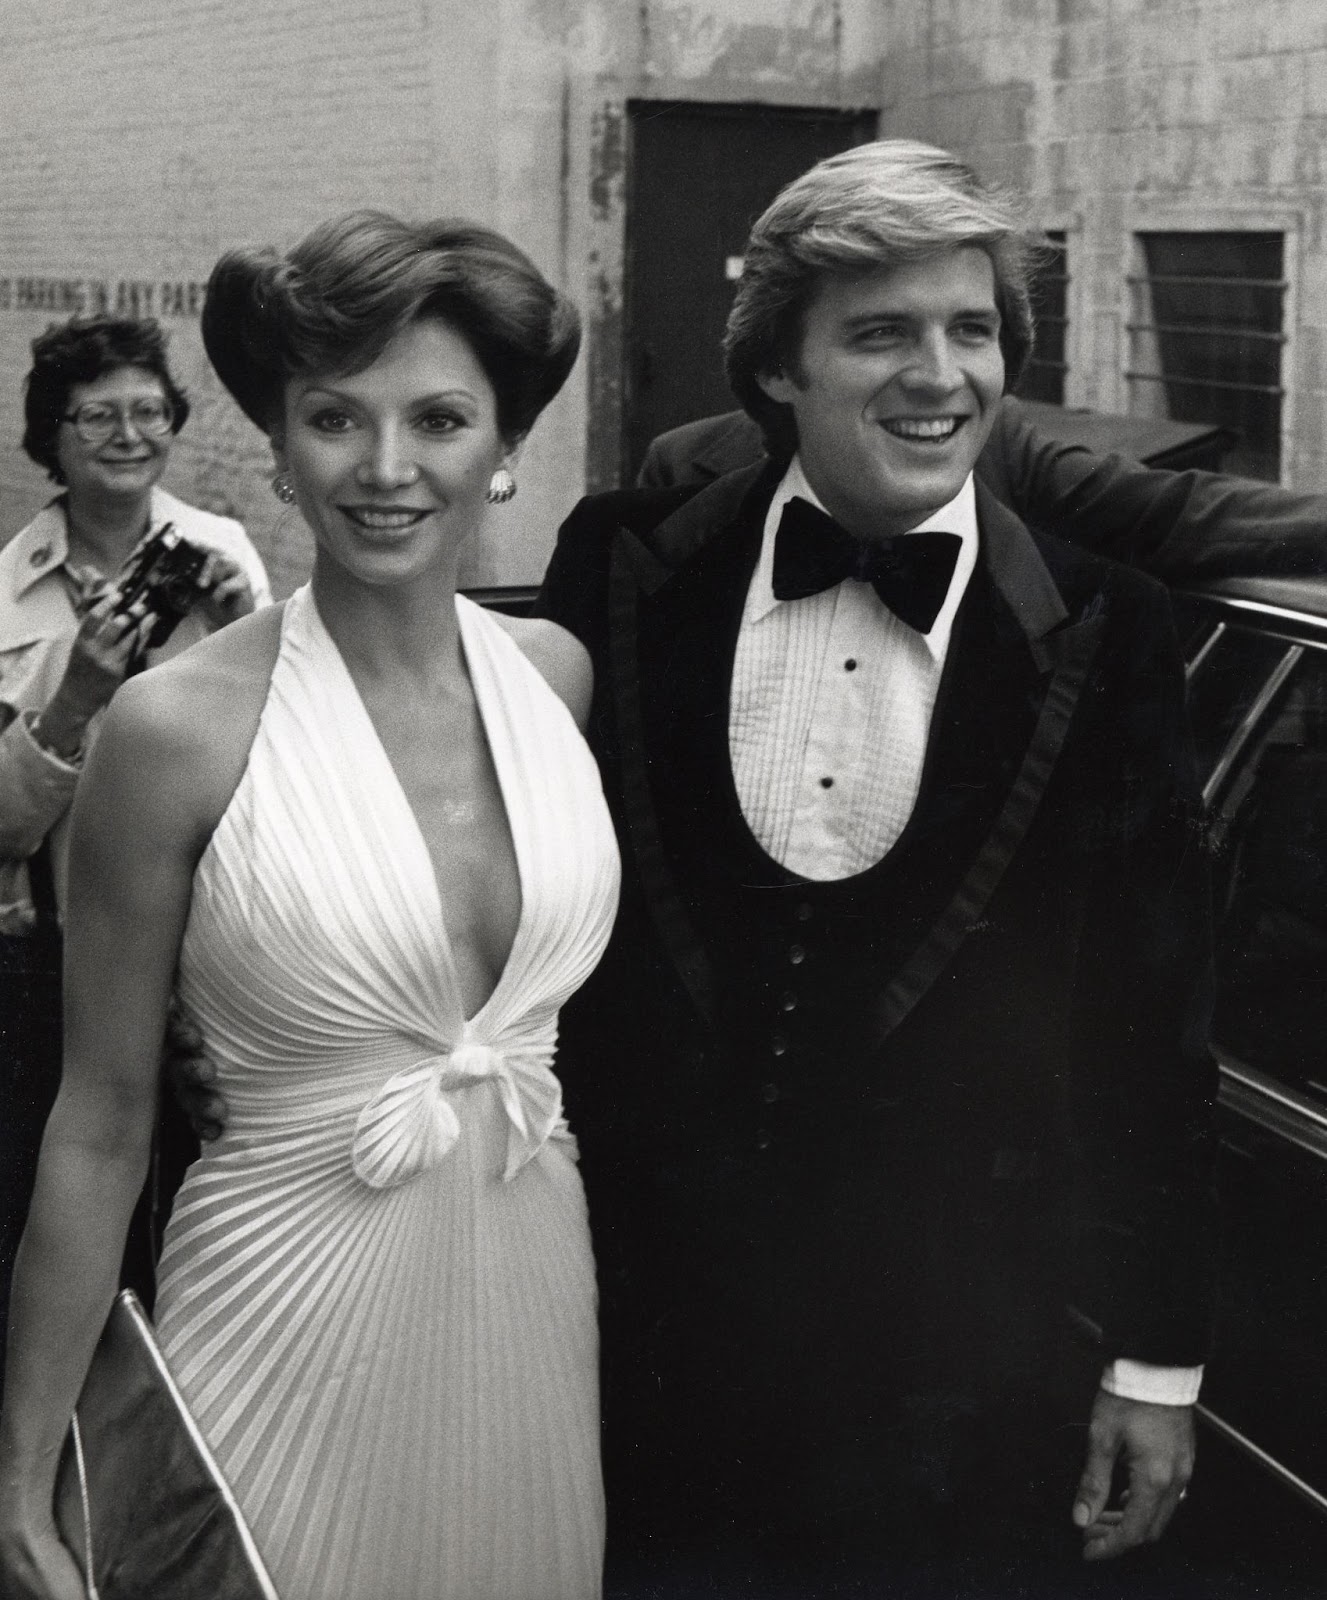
[876,0,1327,489]
[0,0,887,588]
[0,0,579,589]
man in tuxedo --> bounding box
[534,139,1316,1596]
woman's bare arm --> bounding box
[0,614,278,1597]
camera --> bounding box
[112,524,210,650]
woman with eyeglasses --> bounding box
[1,315,271,925]
[0,316,270,1363]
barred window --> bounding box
[1016,229,1068,404]
[1127,232,1285,481]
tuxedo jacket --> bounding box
[537,461,1219,1450]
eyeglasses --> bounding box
[61,398,175,445]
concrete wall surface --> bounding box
[876,0,1327,490]
[0,0,885,592]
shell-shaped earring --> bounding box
[485,467,517,505]
[271,473,297,505]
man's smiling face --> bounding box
[759,246,1006,541]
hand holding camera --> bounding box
[195,548,257,629]
[108,522,212,652]
[33,525,224,761]
[31,593,157,759]
[112,526,257,639]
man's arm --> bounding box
[1060,572,1219,1558]
[635,411,765,490]
[634,398,1327,581]
[988,396,1327,582]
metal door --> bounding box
[623,101,876,482]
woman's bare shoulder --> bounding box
[156,602,286,692]
[489,611,593,731]
[91,604,285,844]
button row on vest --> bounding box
[770,1033,787,1057]
[780,991,797,1012]
[755,1128,772,1151]
[788,944,806,966]
[761,1082,780,1104]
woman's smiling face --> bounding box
[277,317,510,588]
[56,366,175,507]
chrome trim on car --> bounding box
[1195,594,1327,641]
[1184,620,1226,681]
[1216,1049,1327,1162]
[1196,1404,1327,1520]
[1201,645,1303,809]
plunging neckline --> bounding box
[305,587,530,1028]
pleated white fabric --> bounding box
[155,584,621,1600]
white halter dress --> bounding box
[155,584,620,1600]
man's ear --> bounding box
[756,367,799,406]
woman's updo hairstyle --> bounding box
[202,211,581,445]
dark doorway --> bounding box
[622,100,877,482]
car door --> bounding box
[1172,592,1327,1585]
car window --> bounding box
[1209,645,1327,1105]
[1185,626,1296,788]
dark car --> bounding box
[1163,575,1327,1592]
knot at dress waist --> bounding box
[350,1027,562,1189]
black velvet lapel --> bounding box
[870,484,1105,1045]
[605,461,777,1025]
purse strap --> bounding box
[69,1413,101,1600]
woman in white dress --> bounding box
[0,211,620,1600]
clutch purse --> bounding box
[54,1289,279,1600]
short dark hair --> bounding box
[724,139,1044,457]
[23,316,191,482]
[202,211,581,446]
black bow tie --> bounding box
[771,496,962,635]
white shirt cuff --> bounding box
[1101,1359,1204,1406]
[0,710,80,857]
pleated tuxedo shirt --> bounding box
[729,457,978,883]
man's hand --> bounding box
[1072,1390,1194,1560]
[196,551,256,630]
[161,998,227,1142]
